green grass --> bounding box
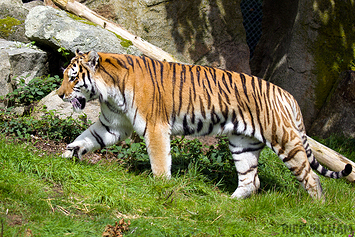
[0,136,354,236]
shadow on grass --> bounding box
[106,136,300,196]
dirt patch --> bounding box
[27,135,118,164]
[102,218,131,237]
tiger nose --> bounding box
[58,92,64,99]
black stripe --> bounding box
[240,74,250,103]
[81,72,87,88]
[208,67,217,85]
[158,60,165,89]
[99,65,117,87]
[100,109,111,123]
[197,119,203,133]
[211,106,220,124]
[207,123,213,135]
[190,66,196,101]
[231,146,263,155]
[125,55,134,69]
[114,57,128,69]
[221,73,231,93]
[218,93,229,120]
[199,96,206,119]
[238,165,258,176]
[183,115,194,135]
[218,82,231,105]
[178,64,185,116]
[203,85,212,109]
[203,69,214,95]
[99,118,112,134]
[90,130,105,148]
[251,76,256,95]
[171,63,177,124]
[105,101,120,113]
[252,93,265,143]
[196,66,201,87]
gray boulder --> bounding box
[25,6,141,55]
[33,90,100,123]
[0,0,30,43]
[0,39,48,99]
[84,0,250,73]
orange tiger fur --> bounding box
[57,50,352,200]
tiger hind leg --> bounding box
[228,135,265,199]
[275,139,324,200]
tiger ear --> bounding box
[84,51,100,71]
[75,49,83,56]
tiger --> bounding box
[57,50,352,200]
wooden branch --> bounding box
[50,0,181,63]
[49,0,354,182]
[307,136,355,182]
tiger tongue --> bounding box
[71,98,81,109]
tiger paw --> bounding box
[62,149,75,158]
[62,145,85,160]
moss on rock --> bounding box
[313,1,355,109]
[0,16,22,38]
[66,12,98,27]
[66,12,133,48]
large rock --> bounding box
[82,0,250,73]
[0,50,12,100]
[0,0,30,43]
[33,90,100,123]
[251,0,355,129]
[309,71,355,138]
[25,6,141,56]
[0,39,48,98]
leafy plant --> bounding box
[2,75,62,106]
[58,46,71,66]
[0,108,90,143]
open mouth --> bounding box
[71,97,86,111]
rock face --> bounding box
[0,39,48,97]
[0,0,30,43]
[251,0,355,129]
[33,90,100,123]
[25,6,141,56]
[309,71,355,138]
[82,0,250,73]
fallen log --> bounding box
[49,0,354,182]
[50,0,181,63]
[307,136,355,182]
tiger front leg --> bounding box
[144,125,172,178]
[63,119,133,160]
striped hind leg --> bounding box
[274,139,324,200]
[228,135,265,199]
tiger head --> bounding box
[57,49,100,112]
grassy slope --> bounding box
[0,137,354,236]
